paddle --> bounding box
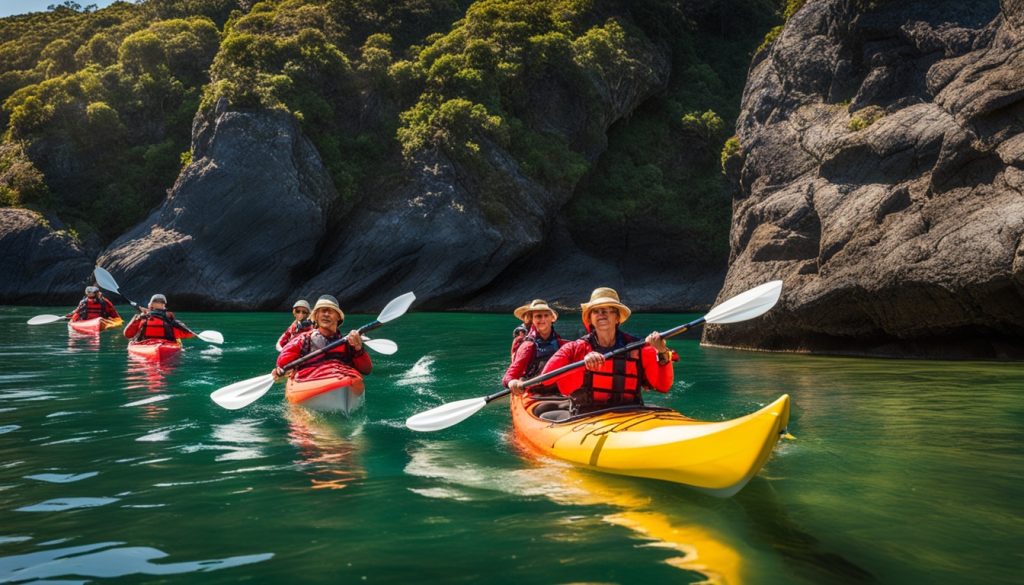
[210,291,416,410]
[405,280,784,432]
[93,266,223,344]
[27,314,69,325]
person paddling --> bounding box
[538,287,677,415]
[276,299,314,351]
[272,295,371,383]
[66,286,120,322]
[505,299,568,397]
[123,294,195,342]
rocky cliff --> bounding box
[96,24,680,312]
[97,98,340,309]
[706,0,1024,358]
[0,208,92,304]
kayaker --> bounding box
[538,287,677,415]
[510,320,529,360]
[272,295,371,382]
[66,286,120,322]
[276,299,314,351]
[123,294,195,341]
[504,299,568,396]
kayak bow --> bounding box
[511,393,791,497]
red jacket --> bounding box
[277,329,372,381]
[276,320,313,351]
[69,297,120,321]
[502,328,568,388]
[123,311,194,341]
[540,331,675,402]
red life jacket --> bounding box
[573,331,644,412]
[133,310,177,341]
[77,297,112,320]
[299,330,359,367]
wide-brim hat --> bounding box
[292,299,311,310]
[513,299,558,322]
[581,287,631,328]
[149,293,167,305]
[85,286,99,294]
[312,295,344,321]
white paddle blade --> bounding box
[705,280,783,324]
[93,266,121,295]
[406,397,487,432]
[210,374,275,410]
[28,314,65,325]
[377,292,415,324]
[362,337,397,355]
[198,330,224,344]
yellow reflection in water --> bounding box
[548,465,742,584]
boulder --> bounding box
[706,0,1024,358]
[98,99,340,309]
[0,208,93,304]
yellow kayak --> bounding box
[510,393,791,497]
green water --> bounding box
[1,307,1021,584]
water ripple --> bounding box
[0,541,273,581]
[15,497,120,513]
[24,473,98,484]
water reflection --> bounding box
[286,407,365,490]
[65,330,100,354]
[0,539,272,581]
[404,440,740,583]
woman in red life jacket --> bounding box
[123,294,195,341]
[272,295,371,383]
[504,299,568,396]
[538,287,677,415]
[276,299,314,351]
[66,286,121,322]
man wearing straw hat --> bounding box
[504,299,567,396]
[538,287,677,415]
[275,299,314,351]
[273,295,370,382]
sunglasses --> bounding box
[591,308,618,316]
[293,309,310,315]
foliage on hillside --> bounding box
[0,0,781,266]
[0,0,234,242]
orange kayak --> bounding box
[68,317,123,335]
[127,339,182,361]
[511,393,791,497]
[285,363,364,414]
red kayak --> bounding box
[68,317,123,335]
[285,362,365,414]
[127,339,182,361]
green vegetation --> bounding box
[721,135,740,173]
[756,0,806,55]
[0,1,230,241]
[0,0,782,267]
[847,105,885,131]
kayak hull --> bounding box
[127,339,182,361]
[68,317,123,335]
[511,393,791,497]
[285,370,364,414]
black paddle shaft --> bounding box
[483,316,707,404]
[281,320,382,372]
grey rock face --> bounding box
[707,0,1024,358]
[0,208,92,304]
[97,99,339,309]
[301,34,671,311]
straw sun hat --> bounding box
[513,299,558,322]
[581,287,631,327]
[312,295,345,321]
